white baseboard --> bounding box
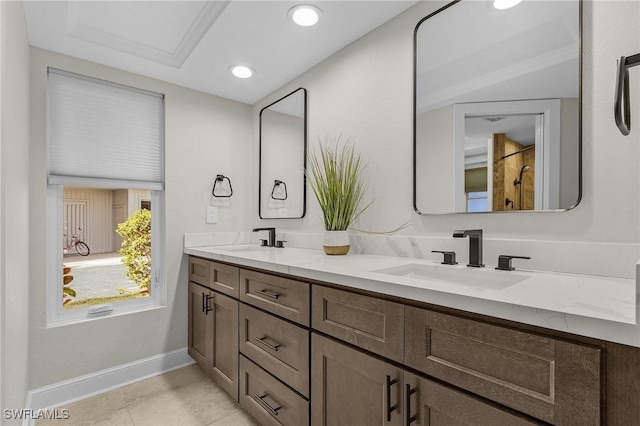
[24,348,194,424]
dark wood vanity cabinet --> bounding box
[239,355,309,426]
[187,259,240,401]
[187,282,239,399]
[187,281,212,369]
[311,285,404,363]
[311,332,540,426]
[189,256,311,425]
[238,269,311,425]
[187,256,640,425]
[312,286,601,425]
[239,269,310,326]
[239,303,310,397]
[405,306,600,425]
[404,371,541,426]
[208,290,239,399]
[311,332,404,426]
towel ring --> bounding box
[212,174,233,198]
[270,180,288,200]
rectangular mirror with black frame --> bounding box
[259,88,307,219]
[414,0,581,214]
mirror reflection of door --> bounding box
[464,114,540,212]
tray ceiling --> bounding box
[23,1,417,104]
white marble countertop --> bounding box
[184,244,640,347]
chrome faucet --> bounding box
[452,229,484,268]
[252,227,276,247]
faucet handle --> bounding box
[259,239,269,247]
[496,255,531,271]
[275,240,286,248]
[432,250,458,265]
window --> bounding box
[46,68,164,326]
[467,191,488,212]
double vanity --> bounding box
[181,0,640,423]
[184,235,640,426]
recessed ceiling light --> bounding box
[493,0,523,9]
[229,65,254,79]
[288,4,322,27]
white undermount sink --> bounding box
[371,263,529,290]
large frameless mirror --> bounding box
[414,0,581,214]
[259,88,307,219]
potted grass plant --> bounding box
[307,136,371,255]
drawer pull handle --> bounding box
[255,393,281,416]
[255,289,280,299]
[255,336,281,352]
[406,384,417,424]
[386,375,398,422]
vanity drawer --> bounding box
[239,269,310,326]
[239,303,310,397]
[405,306,601,425]
[188,256,210,287]
[210,261,240,298]
[312,285,404,363]
[239,355,309,426]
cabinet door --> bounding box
[188,282,213,370]
[404,372,541,426]
[210,292,239,402]
[405,306,601,425]
[311,333,403,426]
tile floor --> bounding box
[36,364,258,426]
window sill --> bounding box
[46,299,165,329]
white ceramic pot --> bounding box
[323,230,350,255]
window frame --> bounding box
[47,186,165,327]
[45,69,165,327]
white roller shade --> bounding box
[47,68,164,190]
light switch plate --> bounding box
[206,206,218,224]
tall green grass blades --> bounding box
[307,136,371,231]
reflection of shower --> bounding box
[513,165,530,209]
[513,165,530,186]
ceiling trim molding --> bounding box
[65,1,230,69]
[417,45,578,113]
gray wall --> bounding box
[28,48,253,388]
[252,0,640,245]
[0,1,31,421]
